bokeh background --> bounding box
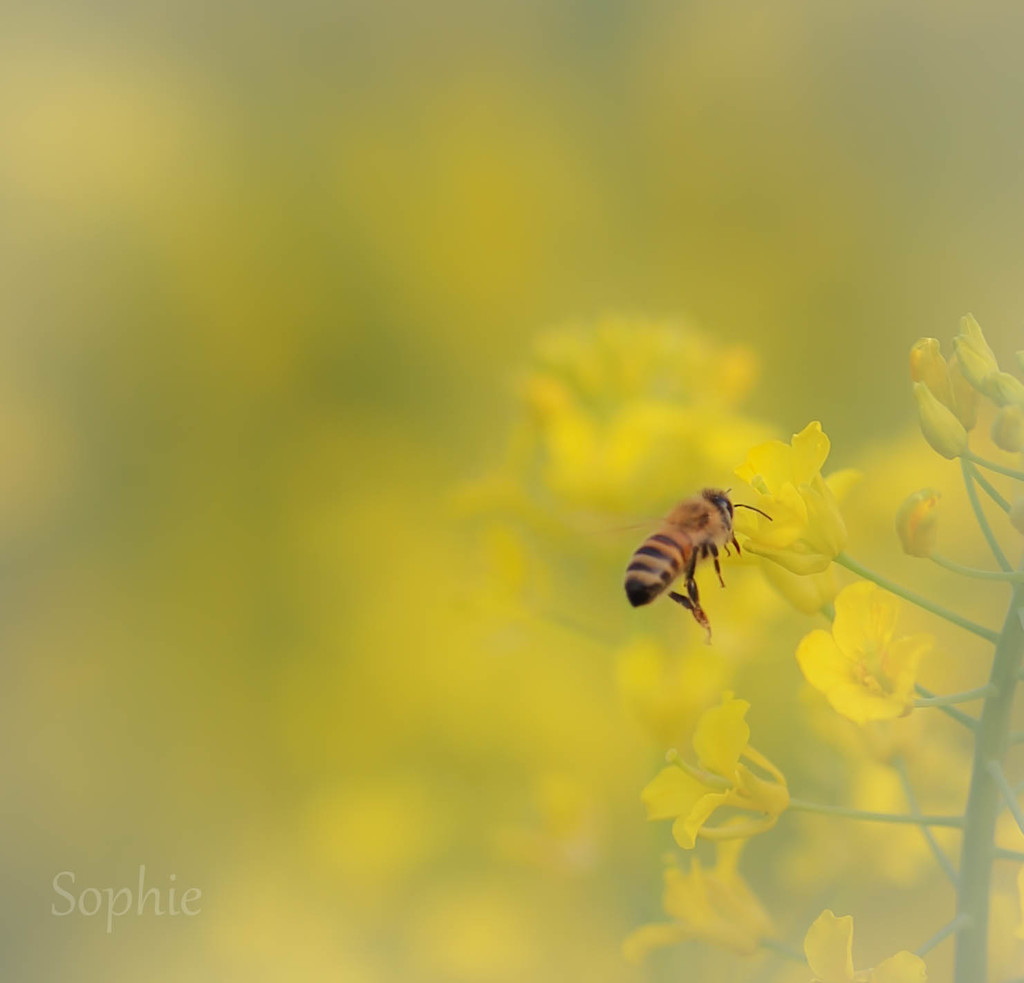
[3,1,1024,980]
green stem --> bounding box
[915,684,978,730]
[962,459,1013,572]
[917,914,970,957]
[954,561,1024,983]
[931,553,1024,582]
[964,450,1024,483]
[988,761,1024,836]
[836,553,999,643]
[965,460,1011,512]
[788,798,964,828]
[895,758,957,885]
[914,685,998,708]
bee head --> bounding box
[701,487,734,519]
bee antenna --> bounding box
[734,503,773,521]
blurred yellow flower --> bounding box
[641,693,788,849]
[992,405,1024,452]
[622,839,772,961]
[796,582,932,724]
[615,636,733,747]
[1017,866,1024,940]
[804,909,927,982]
[894,489,941,558]
[761,560,839,614]
[498,318,771,514]
[734,421,849,574]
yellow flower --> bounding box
[641,693,788,849]
[913,383,967,459]
[910,336,977,429]
[953,313,1000,392]
[796,582,932,724]
[804,909,927,982]
[734,421,849,574]
[622,839,772,961]
[894,489,940,558]
[952,313,1024,406]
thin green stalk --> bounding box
[961,459,1013,571]
[964,450,1024,483]
[836,553,999,643]
[988,761,1024,836]
[915,684,978,730]
[895,758,957,886]
[931,553,1024,582]
[914,685,998,708]
[788,798,964,828]
[954,560,1024,983]
[917,914,969,957]
[995,847,1024,863]
[964,460,1011,512]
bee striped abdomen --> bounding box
[624,530,690,607]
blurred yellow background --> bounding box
[3,1,1024,981]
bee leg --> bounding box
[722,542,731,557]
[668,590,693,612]
[731,535,741,555]
[668,590,712,643]
[709,544,725,588]
[684,554,713,643]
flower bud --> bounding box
[913,382,968,459]
[895,489,940,557]
[948,355,979,429]
[992,405,1024,452]
[1011,497,1024,535]
[953,313,1000,392]
[985,371,1024,407]
[909,338,953,405]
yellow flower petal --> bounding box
[672,790,730,849]
[621,921,687,963]
[805,909,856,983]
[693,694,750,777]
[641,766,706,821]
[832,581,898,658]
[791,421,832,484]
[869,951,928,983]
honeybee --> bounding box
[623,488,770,641]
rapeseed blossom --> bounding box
[641,693,788,848]
[796,582,931,724]
[804,910,927,982]
[910,336,978,429]
[734,421,850,574]
[622,839,772,961]
[894,489,941,558]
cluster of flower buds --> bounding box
[912,316,1024,456]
